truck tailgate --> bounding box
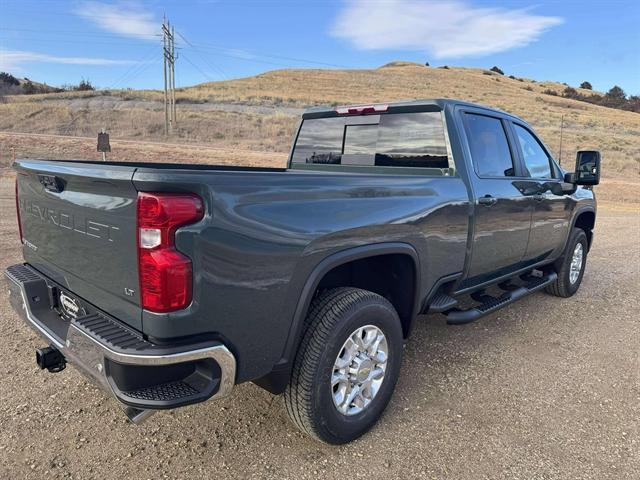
[15,160,142,330]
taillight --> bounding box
[137,192,204,313]
[15,178,23,242]
[335,104,388,115]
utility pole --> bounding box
[171,25,177,125]
[558,114,564,166]
[162,17,169,136]
[162,18,176,135]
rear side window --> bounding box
[513,124,554,179]
[291,112,452,174]
[464,113,514,177]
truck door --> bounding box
[509,122,570,261]
[459,110,532,283]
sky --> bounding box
[1,0,639,95]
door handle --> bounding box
[478,195,497,207]
[533,193,545,202]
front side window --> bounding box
[513,124,553,179]
[291,111,451,173]
[464,113,514,177]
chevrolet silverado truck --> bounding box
[5,99,600,444]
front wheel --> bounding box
[545,228,589,297]
[284,288,403,444]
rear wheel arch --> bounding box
[254,244,420,395]
[313,251,418,338]
[285,244,419,360]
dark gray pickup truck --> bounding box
[6,99,600,444]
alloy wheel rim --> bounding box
[331,325,388,416]
[569,243,584,284]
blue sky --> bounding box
[1,0,639,95]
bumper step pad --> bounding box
[75,313,150,352]
[124,381,200,402]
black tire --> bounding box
[284,287,403,444]
[545,228,588,297]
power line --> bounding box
[180,53,215,82]
[0,27,160,41]
[174,30,228,80]
[0,35,161,49]
[184,41,349,69]
[107,43,161,89]
[110,57,160,90]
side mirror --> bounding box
[573,150,601,186]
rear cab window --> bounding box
[290,110,454,176]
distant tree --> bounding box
[0,72,20,86]
[439,65,449,69]
[424,61,430,67]
[75,78,95,91]
[627,95,640,113]
[598,85,627,108]
[490,66,504,75]
[22,80,37,94]
[562,86,579,99]
[606,85,626,100]
[542,88,558,96]
[508,75,516,79]
[604,85,627,108]
[580,81,592,90]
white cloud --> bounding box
[331,0,563,58]
[0,49,136,70]
[75,1,157,40]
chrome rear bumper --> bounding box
[5,264,236,423]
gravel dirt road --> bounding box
[0,168,637,479]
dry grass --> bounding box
[0,102,296,153]
[1,63,638,200]
[0,132,287,171]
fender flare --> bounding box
[563,206,596,253]
[280,242,421,367]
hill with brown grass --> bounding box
[1,63,638,205]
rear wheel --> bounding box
[545,228,588,297]
[284,288,403,444]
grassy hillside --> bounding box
[1,63,638,180]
